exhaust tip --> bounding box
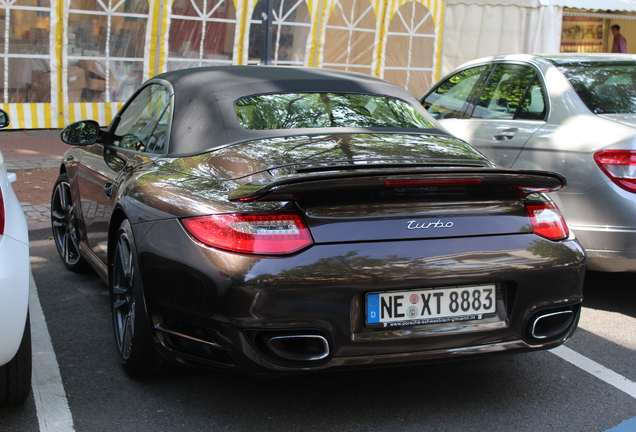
[247,330,331,367]
[524,304,580,344]
[531,310,574,339]
[266,335,330,362]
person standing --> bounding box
[611,24,627,53]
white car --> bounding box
[0,109,31,405]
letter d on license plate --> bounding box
[366,284,497,328]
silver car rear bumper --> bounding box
[571,224,636,272]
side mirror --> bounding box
[0,109,10,129]
[61,120,101,145]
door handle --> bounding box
[104,181,114,198]
[494,128,518,141]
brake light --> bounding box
[525,201,569,241]
[182,212,313,255]
[594,150,636,193]
[385,178,482,187]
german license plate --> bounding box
[366,284,497,328]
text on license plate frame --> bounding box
[366,284,497,328]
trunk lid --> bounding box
[158,132,496,181]
[161,132,566,243]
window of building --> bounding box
[322,0,375,74]
[384,1,436,97]
[0,0,51,103]
[247,0,310,66]
[167,0,237,71]
[67,0,149,103]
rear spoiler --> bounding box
[228,168,566,202]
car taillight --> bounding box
[0,189,4,235]
[594,150,636,193]
[182,212,313,255]
[525,201,569,241]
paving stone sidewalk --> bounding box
[0,129,67,230]
[6,159,61,171]
[6,158,61,230]
[21,202,51,229]
[5,159,60,230]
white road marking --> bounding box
[551,345,636,399]
[29,270,75,432]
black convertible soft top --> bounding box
[142,66,437,155]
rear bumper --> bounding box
[153,302,582,375]
[570,224,636,272]
[136,219,586,374]
[556,181,636,272]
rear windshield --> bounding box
[235,93,434,130]
[557,62,636,114]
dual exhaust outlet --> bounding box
[252,304,580,366]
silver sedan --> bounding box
[421,53,636,272]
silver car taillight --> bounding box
[594,150,636,193]
[0,188,5,235]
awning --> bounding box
[446,1,542,6]
[541,0,636,12]
[447,0,636,12]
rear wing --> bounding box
[228,168,566,202]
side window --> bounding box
[421,66,489,120]
[517,77,546,120]
[145,107,170,154]
[114,84,171,153]
[472,64,541,120]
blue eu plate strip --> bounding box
[367,293,380,324]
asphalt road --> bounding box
[1,226,635,432]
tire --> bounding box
[0,314,32,406]
[51,173,89,272]
[110,219,171,377]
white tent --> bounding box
[442,0,636,76]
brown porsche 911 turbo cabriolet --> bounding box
[51,66,585,376]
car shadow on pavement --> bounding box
[583,271,636,319]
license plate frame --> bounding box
[365,284,497,328]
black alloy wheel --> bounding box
[110,219,169,376]
[51,173,88,272]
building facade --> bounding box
[0,0,444,129]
